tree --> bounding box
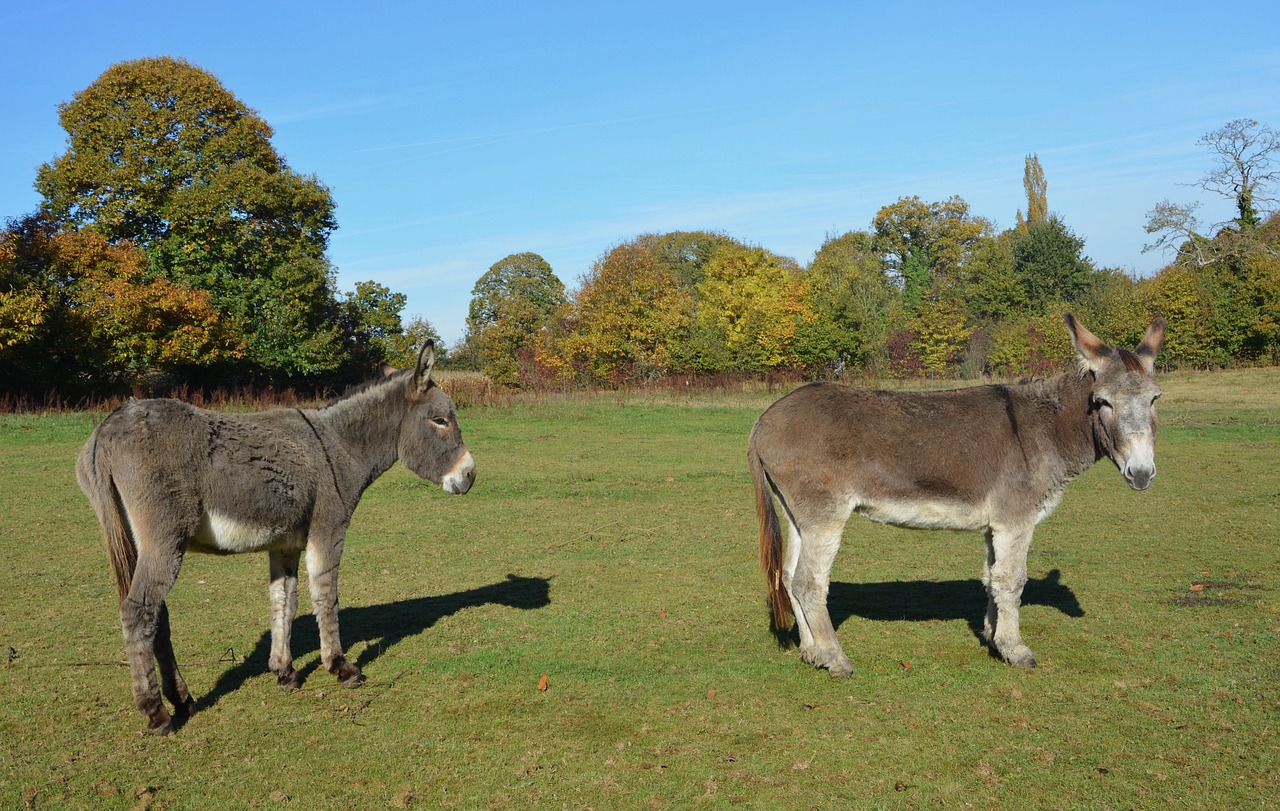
[872,195,992,307]
[803,230,900,374]
[632,230,743,288]
[33,56,348,385]
[692,244,811,373]
[383,315,445,370]
[1008,215,1095,308]
[1016,153,1048,228]
[0,213,240,394]
[465,252,566,386]
[1194,118,1279,231]
[569,241,690,383]
[339,280,407,372]
[1145,119,1280,267]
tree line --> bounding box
[462,121,1280,387]
[2,57,1277,400]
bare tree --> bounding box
[1145,119,1279,264]
[1194,118,1279,231]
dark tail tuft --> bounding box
[749,438,791,630]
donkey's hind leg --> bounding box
[268,549,303,690]
[982,526,1037,667]
[153,602,195,722]
[120,546,186,734]
[784,509,854,678]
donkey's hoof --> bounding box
[826,662,854,679]
[172,695,196,719]
[146,710,175,736]
[277,670,302,692]
[1003,645,1037,669]
[330,658,364,688]
[801,646,853,678]
[340,671,366,689]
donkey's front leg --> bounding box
[982,526,1037,667]
[268,549,302,690]
[305,534,363,687]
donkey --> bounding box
[748,314,1164,676]
[77,342,475,733]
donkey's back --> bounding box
[79,398,325,555]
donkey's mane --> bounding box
[324,369,410,409]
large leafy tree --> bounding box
[34,56,346,384]
[1008,214,1095,308]
[802,230,900,374]
[692,244,811,373]
[1,213,239,395]
[465,252,566,386]
[872,195,991,308]
[569,242,690,383]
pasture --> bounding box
[1,370,1277,809]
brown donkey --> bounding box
[77,343,475,733]
[749,314,1164,676]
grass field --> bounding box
[1,370,1277,809]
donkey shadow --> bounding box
[820,568,1083,651]
[198,573,551,710]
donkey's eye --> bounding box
[431,417,449,427]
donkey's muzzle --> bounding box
[1123,464,1155,491]
[443,450,476,495]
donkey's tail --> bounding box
[748,428,791,629]
[76,432,137,603]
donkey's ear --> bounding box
[414,340,436,392]
[1134,314,1165,372]
[1064,312,1110,372]
[379,363,398,377]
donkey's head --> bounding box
[397,341,476,494]
[1065,313,1165,490]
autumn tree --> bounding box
[690,243,813,373]
[0,213,239,395]
[872,195,992,308]
[464,252,566,386]
[568,242,690,383]
[33,56,354,384]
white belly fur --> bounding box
[856,496,989,532]
[190,510,306,554]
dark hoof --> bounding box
[277,670,302,692]
[330,658,364,688]
[172,695,197,719]
[340,670,365,688]
[146,710,174,736]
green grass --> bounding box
[1,371,1277,809]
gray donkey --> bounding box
[749,314,1164,676]
[77,342,475,734]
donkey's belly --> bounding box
[856,496,989,532]
[189,510,307,554]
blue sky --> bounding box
[3,1,1278,343]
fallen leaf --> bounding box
[659,608,668,619]
[706,689,717,700]
[900,661,912,670]
[1189,583,1205,591]
[537,674,549,692]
